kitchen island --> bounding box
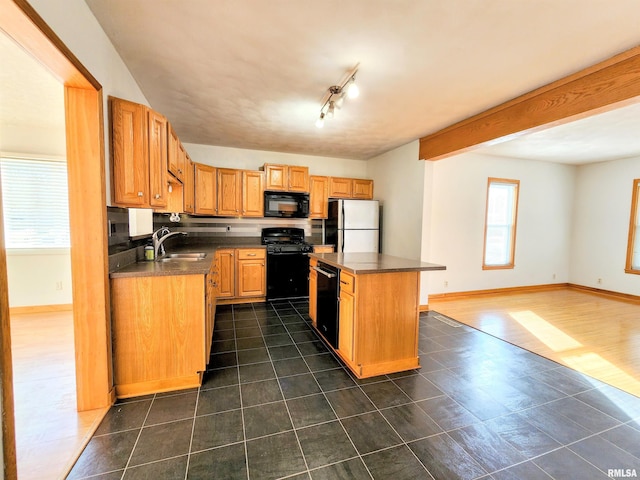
[308,252,445,378]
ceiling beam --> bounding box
[419,45,640,161]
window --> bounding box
[0,156,70,249]
[625,179,640,274]
[483,177,519,269]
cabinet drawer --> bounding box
[339,271,355,295]
[237,248,266,260]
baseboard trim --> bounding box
[429,283,640,304]
[429,283,568,301]
[567,284,640,304]
[419,304,430,312]
[10,303,73,315]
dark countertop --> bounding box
[110,245,266,279]
[309,252,446,275]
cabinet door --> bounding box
[242,170,264,217]
[217,168,242,216]
[309,175,329,219]
[194,164,217,215]
[264,164,287,191]
[328,177,352,198]
[111,97,148,206]
[168,125,185,182]
[308,259,317,327]
[183,157,195,213]
[338,289,355,362]
[147,109,168,208]
[205,272,215,359]
[288,166,309,192]
[352,179,374,199]
[215,249,235,298]
[237,259,266,297]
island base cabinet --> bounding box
[111,274,206,398]
[334,271,421,378]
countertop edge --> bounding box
[308,252,446,275]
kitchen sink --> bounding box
[158,252,208,262]
[166,252,207,259]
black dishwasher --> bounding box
[315,261,340,348]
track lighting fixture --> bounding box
[316,64,359,127]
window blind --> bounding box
[0,157,70,248]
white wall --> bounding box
[184,143,368,178]
[6,249,72,307]
[368,141,433,303]
[427,153,575,295]
[570,156,640,295]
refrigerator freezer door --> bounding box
[340,200,379,230]
[338,229,379,253]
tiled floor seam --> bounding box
[119,392,156,477]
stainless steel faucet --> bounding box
[152,226,187,259]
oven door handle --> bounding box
[312,266,336,278]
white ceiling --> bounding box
[2,1,640,165]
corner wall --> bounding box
[570,156,640,295]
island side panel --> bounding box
[111,274,205,397]
[354,271,421,377]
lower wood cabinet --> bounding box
[308,258,318,327]
[111,272,214,398]
[216,247,266,302]
[338,272,355,363]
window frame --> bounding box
[625,178,640,275]
[482,177,520,270]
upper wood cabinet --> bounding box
[263,164,309,192]
[167,125,185,182]
[352,179,374,199]
[328,177,353,198]
[147,109,169,209]
[110,97,149,207]
[242,170,264,217]
[183,157,195,214]
[329,177,374,200]
[217,168,242,216]
[309,175,329,219]
[194,164,217,215]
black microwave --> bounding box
[264,191,310,218]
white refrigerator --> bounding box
[326,199,380,253]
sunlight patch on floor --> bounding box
[509,310,583,352]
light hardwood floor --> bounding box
[430,287,640,397]
[11,311,108,480]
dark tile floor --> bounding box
[68,301,640,479]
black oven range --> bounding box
[261,227,312,301]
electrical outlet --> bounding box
[56,281,63,291]
[444,280,448,288]
[597,278,602,285]
[552,273,556,280]
[226,225,231,232]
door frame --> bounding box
[0,0,113,474]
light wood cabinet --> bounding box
[308,257,318,327]
[110,97,149,207]
[194,164,217,215]
[237,249,266,297]
[288,166,310,192]
[110,273,207,398]
[215,249,235,298]
[167,125,185,182]
[147,109,168,208]
[309,175,329,219]
[205,263,217,359]
[242,170,264,217]
[328,177,374,200]
[313,245,334,254]
[217,168,242,216]
[338,271,355,363]
[328,177,352,198]
[352,179,374,199]
[263,163,309,192]
[183,157,195,214]
[216,247,266,303]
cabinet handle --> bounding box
[247,253,256,257]
[137,191,144,197]
[178,169,183,174]
[154,193,161,199]
[340,280,349,285]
